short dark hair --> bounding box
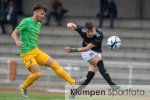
[85,22,94,30]
[33,3,48,13]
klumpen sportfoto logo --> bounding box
[65,85,150,99]
[70,87,145,97]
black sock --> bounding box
[97,60,116,85]
[82,71,95,85]
[77,71,95,91]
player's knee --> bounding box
[97,60,106,73]
[89,66,97,72]
[35,72,42,78]
[97,60,102,68]
[97,60,103,66]
[50,61,61,70]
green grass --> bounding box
[0,92,149,100]
[0,92,64,100]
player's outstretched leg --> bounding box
[97,60,116,85]
[97,60,120,90]
[50,61,87,85]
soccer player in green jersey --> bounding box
[11,4,86,97]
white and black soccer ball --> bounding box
[107,36,121,50]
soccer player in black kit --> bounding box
[64,22,120,99]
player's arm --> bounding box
[11,29,23,48]
[64,43,95,53]
[67,22,85,32]
[67,22,85,38]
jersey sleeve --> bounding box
[16,19,27,31]
[91,35,103,46]
[75,25,85,37]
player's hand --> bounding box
[64,46,71,53]
[67,23,77,30]
[16,41,23,48]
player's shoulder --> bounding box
[95,28,104,37]
[76,25,86,33]
[96,28,103,33]
[19,17,31,23]
[77,25,84,29]
[21,17,30,21]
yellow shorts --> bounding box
[20,48,51,68]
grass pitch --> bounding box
[0,91,149,100]
[0,92,64,100]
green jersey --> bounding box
[16,17,41,54]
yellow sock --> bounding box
[22,72,42,89]
[50,61,75,85]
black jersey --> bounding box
[76,25,104,53]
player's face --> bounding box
[36,9,46,22]
[86,28,95,38]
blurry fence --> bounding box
[0,57,150,90]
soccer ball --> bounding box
[107,36,121,50]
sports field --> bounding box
[0,91,149,100]
[0,92,64,100]
[0,84,150,100]
[0,84,65,100]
